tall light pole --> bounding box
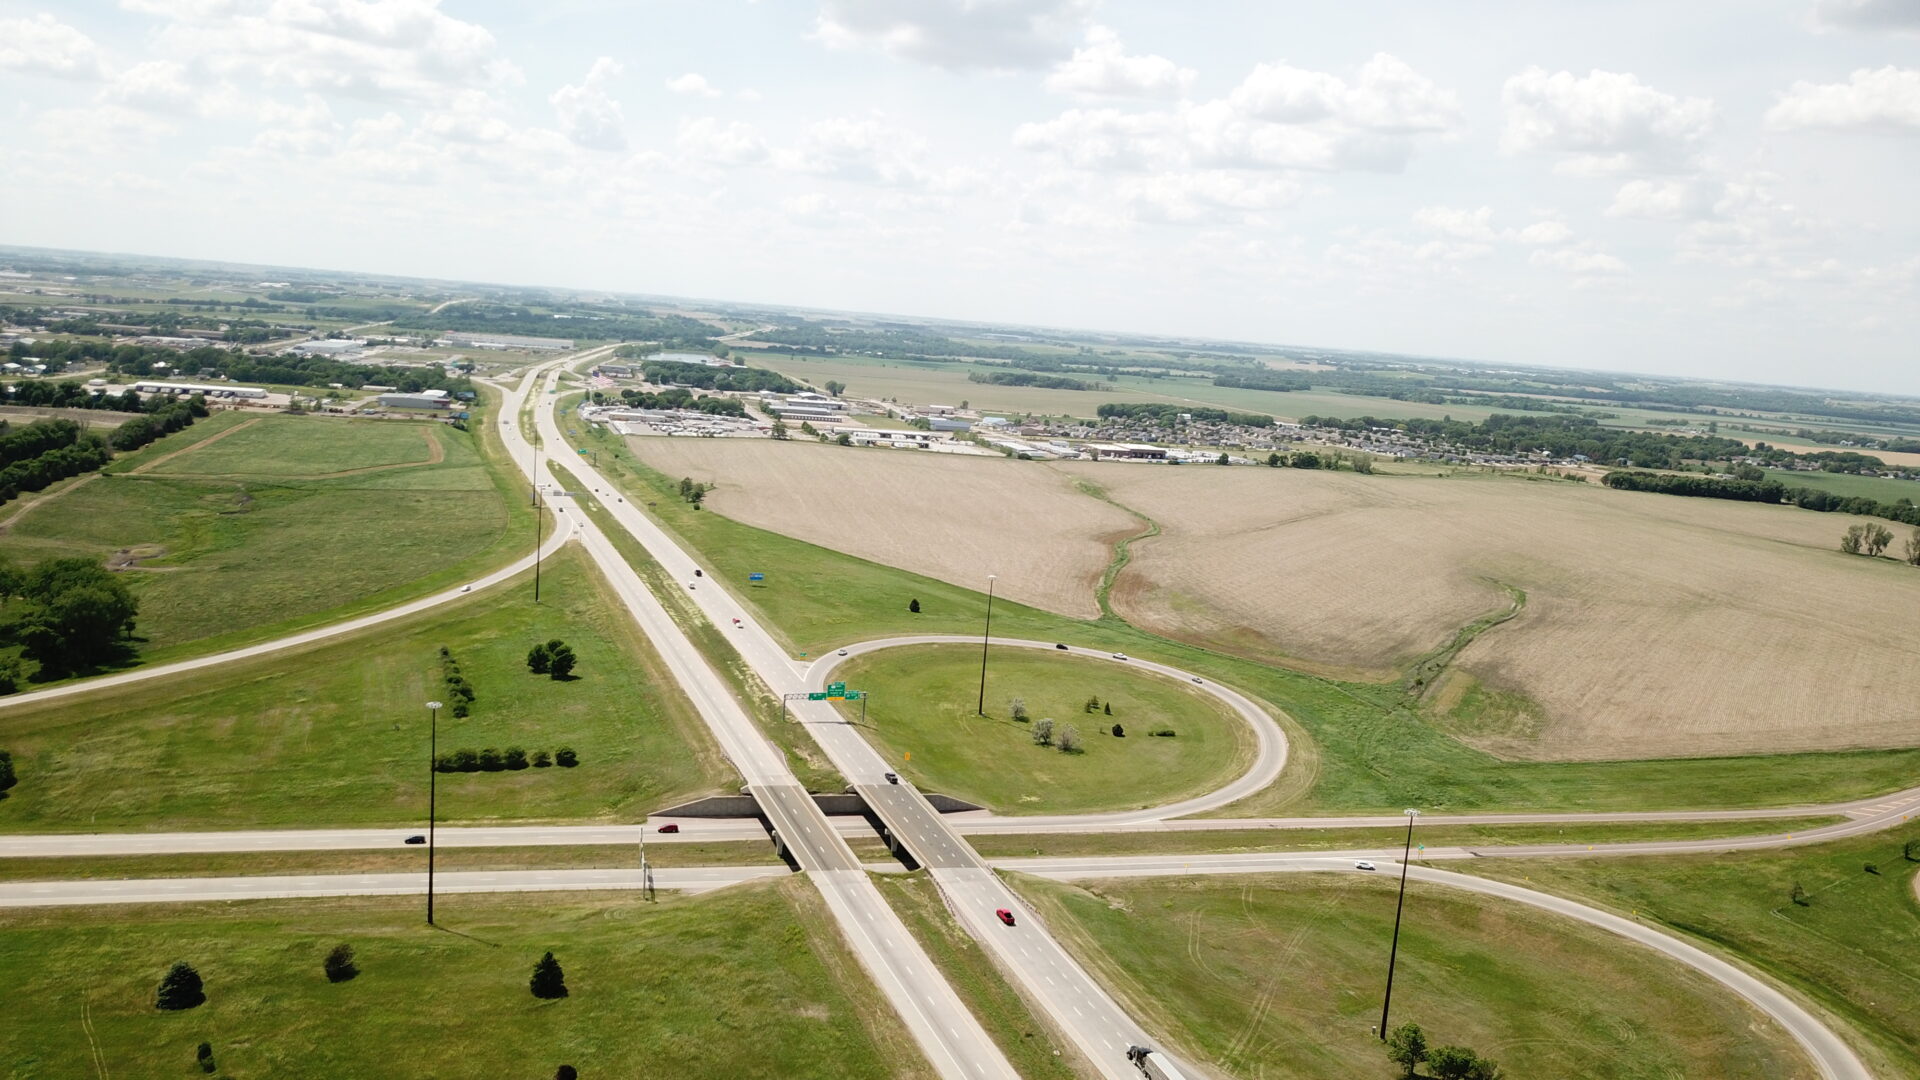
[1378,807,1421,1039]
[532,423,544,604]
[425,700,444,926]
[976,574,997,716]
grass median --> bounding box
[0,842,785,882]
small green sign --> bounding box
[826,682,846,695]
[807,692,828,701]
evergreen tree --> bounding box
[547,641,577,679]
[324,943,358,983]
[908,598,920,613]
[155,961,206,1010]
[527,642,552,674]
[196,1041,215,1073]
[530,952,569,999]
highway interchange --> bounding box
[0,349,1908,1080]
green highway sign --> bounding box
[807,692,828,701]
[826,682,846,695]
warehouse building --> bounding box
[377,389,454,410]
[438,332,574,351]
[131,380,269,399]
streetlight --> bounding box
[425,700,444,926]
[975,574,997,716]
[1378,807,1421,1039]
[532,425,544,604]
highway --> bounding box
[494,361,1021,1080]
[1002,853,1871,1080]
[0,865,786,907]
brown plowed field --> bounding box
[625,438,1138,618]
[1059,462,1920,760]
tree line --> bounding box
[590,388,746,418]
[1096,402,1275,428]
[636,360,798,394]
[968,370,1097,390]
[1603,470,1920,527]
[0,554,141,682]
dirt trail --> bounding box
[0,473,101,532]
[128,417,262,475]
[141,423,445,481]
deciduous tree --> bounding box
[1031,718,1054,746]
[1385,1022,1427,1078]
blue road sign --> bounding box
[748,572,765,582]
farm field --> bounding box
[566,420,1920,812]
[0,548,737,831]
[1760,467,1920,503]
[0,882,910,1080]
[1013,872,1815,1080]
[1060,461,1920,759]
[624,436,1137,618]
[1465,827,1920,1079]
[831,645,1249,815]
[0,406,526,655]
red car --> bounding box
[657,823,680,834]
[995,908,1016,926]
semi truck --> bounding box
[1126,1045,1188,1080]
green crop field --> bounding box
[0,403,531,658]
[0,547,737,831]
[1466,827,1920,1079]
[1015,872,1815,1080]
[834,645,1250,814]
[1761,467,1920,503]
[0,881,911,1080]
[564,419,1920,815]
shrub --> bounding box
[908,598,920,613]
[196,1041,215,1073]
[505,747,529,770]
[1083,695,1099,714]
[555,747,578,767]
[1149,728,1176,737]
[1058,724,1081,753]
[1009,697,1028,722]
[555,1067,578,1080]
[530,951,568,999]
[155,961,205,1011]
[324,943,358,983]
[0,749,15,793]
[1031,718,1054,746]
[1103,702,1112,716]
[1790,882,1809,906]
[451,701,469,719]
[532,750,552,768]
[1111,724,1124,737]
[479,747,504,771]
[527,643,552,674]
[548,642,577,679]
[0,659,19,696]
[451,748,479,772]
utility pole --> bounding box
[975,574,997,716]
[425,700,443,925]
[1379,807,1421,1039]
[533,423,543,604]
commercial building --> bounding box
[377,389,454,410]
[292,339,363,357]
[1086,442,1168,461]
[438,332,574,351]
[131,380,268,399]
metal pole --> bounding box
[976,574,997,716]
[1379,808,1420,1038]
[426,700,443,925]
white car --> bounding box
[459,584,471,593]
[1354,861,1377,872]
[837,649,848,656]
[1111,652,1128,661]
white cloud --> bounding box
[101,60,196,108]
[1766,67,1920,131]
[1017,53,1461,175]
[1814,0,1920,32]
[678,116,768,164]
[775,115,940,186]
[128,0,520,103]
[1514,219,1573,245]
[1115,171,1301,223]
[551,57,627,151]
[1530,246,1627,274]
[422,89,513,145]
[1413,205,1497,242]
[1044,26,1194,100]
[0,13,108,80]
[1501,67,1715,173]
[667,72,722,98]
[1607,177,1715,219]
[811,0,1089,71]
[1676,176,1814,266]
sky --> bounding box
[2,1,1918,393]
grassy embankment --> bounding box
[1013,872,1817,1080]
[0,389,538,664]
[969,816,1849,859]
[873,873,1087,1080]
[0,547,738,831]
[1464,827,1920,1080]
[561,419,1920,815]
[0,881,922,1080]
[0,843,784,882]
[834,645,1250,815]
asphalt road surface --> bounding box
[0,865,785,907]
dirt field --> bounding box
[623,438,1138,618]
[1059,462,1920,760]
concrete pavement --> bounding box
[0,865,785,907]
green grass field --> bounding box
[0,402,532,658]
[1014,872,1815,1080]
[0,547,737,831]
[0,881,913,1080]
[563,418,1920,815]
[0,843,784,882]
[834,645,1250,814]
[1761,467,1920,503]
[1466,827,1920,1079]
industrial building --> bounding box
[292,339,363,357]
[377,389,454,410]
[1085,442,1169,461]
[131,380,268,399]
[437,332,574,351]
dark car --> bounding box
[1054,643,1068,650]
[884,772,899,785]
[995,908,1016,926]
[403,835,426,845]
[657,823,681,834]
[694,569,702,577]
